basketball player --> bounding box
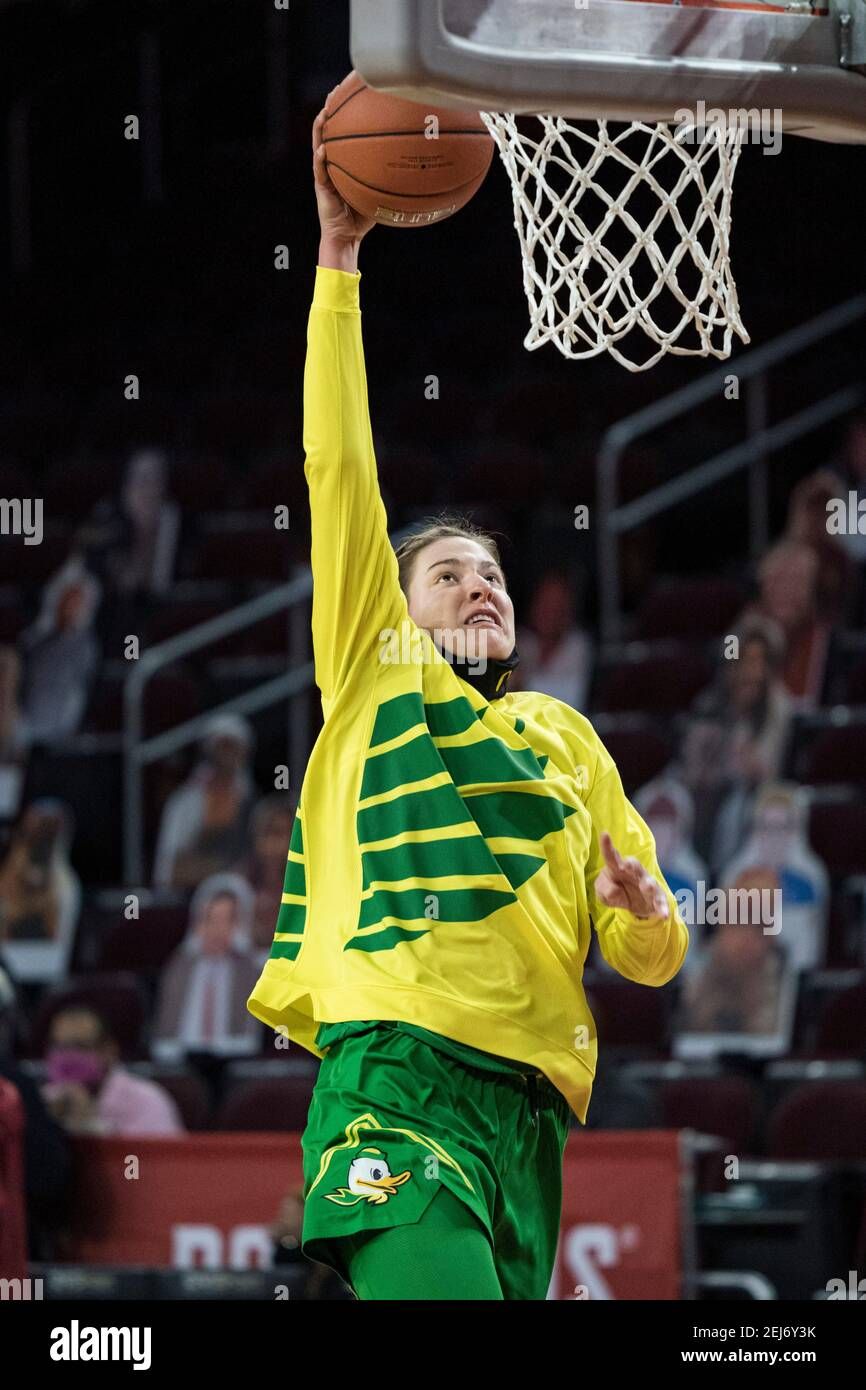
[246,92,689,1301]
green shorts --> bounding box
[300,1021,572,1300]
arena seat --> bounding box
[590,716,673,794]
[814,983,866,1059]
[660,1075,761,1151]
[89,897,190,974]
[86,665,203,738]
[807,788,866,877]
[584,976,671,1054]
[142,667,202,735]
[635,576,745,642]
[215,1075,316,1132]
[171,454,233,510]
[129,1067,212,1131]
[145,598,229,646]
[194,527,291,583]
[800,715,866,786]
[824,887,865,969]
[592,643,713,715]
[766,1081,866,1160]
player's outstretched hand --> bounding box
[314,82,377,245]
[594,831,670,920]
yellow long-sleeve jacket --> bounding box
[246,266,689,1121]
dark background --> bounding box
[1,0,863,599]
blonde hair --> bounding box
[393,514,504,596]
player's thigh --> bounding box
[342,1184,503,1301]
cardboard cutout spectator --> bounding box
[739,540,832,709]
[678,615,793,872]
[673,867,797,1059]
[719,782,829,973]
[512,569,593,710]
[152,713,257,889]
[18,558,101,743]
[0,800,80,984]
[784,468,852,624]
[41,1004,183,1137]
[634,777,708,969]
[232,794,298,957]
[152,872,263,1062]
[77,446,181,599]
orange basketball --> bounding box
[322,71,495,229]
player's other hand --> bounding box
[594,831,670,920]
[314,82,377,246]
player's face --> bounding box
[406,537,516,663]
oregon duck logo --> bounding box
[324,1146,412,1206]
[307,1112,477,1209]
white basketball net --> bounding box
[479,113,750,372]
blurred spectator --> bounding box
[270,1188,353,1299]
[0,645,29,823]
[0,800,81,984]
[512,569,593,710]
[739,540,832,709]
[151,872,263,1062]
[719,783,829,973]
[152,713,257,888]
[0,964,72,1259]
[77,447,181,599]
[634,777,707,967]
[41,1004,184,1137]
[784,469,852,623]
[18,557,101,742]
[233,794,297,956]
[674,868,797,1058]
[678,616,793,869]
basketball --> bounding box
[322,70,495,228]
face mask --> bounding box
[46,1047,106,1091]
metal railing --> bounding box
[122,574,313,883]
[596,296,866,645]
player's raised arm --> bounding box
[305,95,406,708]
